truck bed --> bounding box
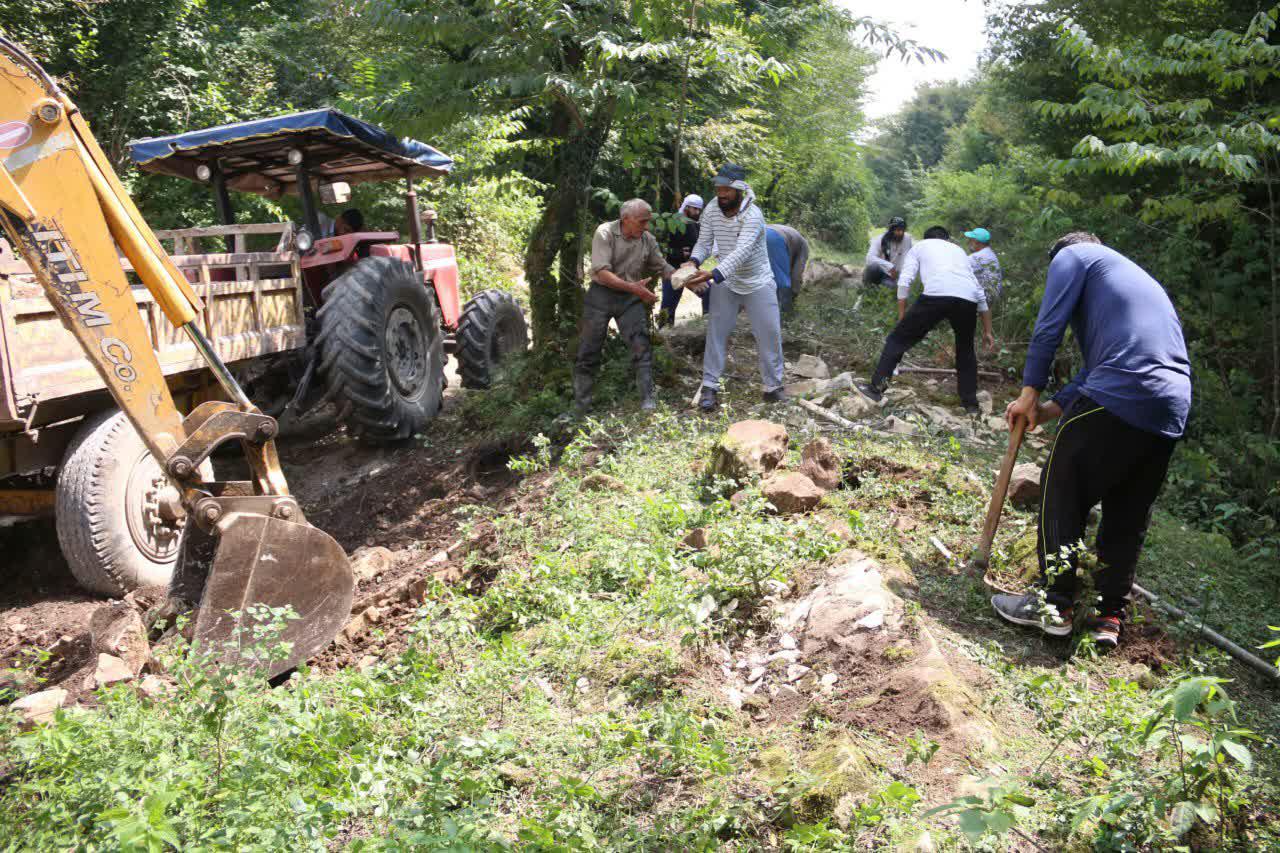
[0,225,305,433]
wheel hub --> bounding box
[385,304,427,396]
[124,450,183,564]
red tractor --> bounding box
[130,108,528,441]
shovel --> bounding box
[971,414,1028,572]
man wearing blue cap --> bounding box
[966,227,1003,307]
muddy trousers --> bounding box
[702,283,785,392]
[1038,397,1177,617]
[574,283,653,406]
[871,295,979,407]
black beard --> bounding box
[717,196,740,215]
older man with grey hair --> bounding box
[574,198,675,413]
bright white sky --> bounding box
[841,0,992,121]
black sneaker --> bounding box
[1089,615,1122,650]
[699,387,718,412]
[856,382,884,404]
[991,592,1073,638]
[762,388,787,404]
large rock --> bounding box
[709,421,789,482]
[93,653,135,687]
[1008,463,1042,508]
[884,416,917,435]
[784,373,854,400]
[89,603,149,676]
[835,393,877,421]
[800,438,842,491]
[11,688,67,726]
[762,472,825,515]
[792,355,831,380]
[350,546,395,583]
[917,405,964,431]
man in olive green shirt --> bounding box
[575,198,674,413]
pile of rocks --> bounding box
[709,420,844,515]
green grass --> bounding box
[3,281,1277,851]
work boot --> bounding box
[991,592,1073,638]
[699,387,718,412]
[638,367,657,412]
[573,374,594,417]
[762,387,787,404]
[856,381,885,404]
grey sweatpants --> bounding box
[702,283,785,392]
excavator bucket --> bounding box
[193,512,353,678]
[0,38,354,676]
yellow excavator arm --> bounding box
[0,38,352,676]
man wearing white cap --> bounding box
[682,163,787,411]
[658,194,706,327]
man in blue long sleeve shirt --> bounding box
[992,233,1192,650]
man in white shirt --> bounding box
[864,216,913,288]
[858,226,996,414]
[965,227,1003,306]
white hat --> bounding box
[680,194,705,213]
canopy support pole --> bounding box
[405,172,424,271]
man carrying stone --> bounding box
[575,199,674,414]
[857,225,996,414]
[683,163,787,411]
[992,233,1192,650]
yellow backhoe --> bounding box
[0,39,353,676]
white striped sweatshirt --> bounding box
[689,189,774,295]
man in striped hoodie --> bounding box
[683,163,786,411]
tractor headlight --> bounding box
[195,164,212,182]
[294,228,314,253]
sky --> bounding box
[841,0,992,122]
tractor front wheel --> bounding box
[455,289,529,389]
[316,257,445,442]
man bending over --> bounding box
[992,233,1192,650]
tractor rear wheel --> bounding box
[456,289,529,389]
[316,257,445,442]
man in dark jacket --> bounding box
[657,194,706,327]
[992,232,1192,650]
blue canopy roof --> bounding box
[128,108,452,196]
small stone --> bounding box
[835,393,876,421]
[358,655,379,672]
[681,528,709,550]
[762,471,825,515]
[1008,463,1042,508]
[856,610,885,630]
[776,684,803,700]
[497,762,538,787]
[820,673,839,688]
[724,687,745,709]
[89,603,149,676]
[779,634,797,650]
[765,649,801,665]
[987,415,1007,432]
[11,688,67,725]
[799,438,842,491]
[93,653,135,687]
[580,472,626,493]
[748,666,767,683]
[137,675,173,699]
[350,546,395,582]
[976,390,994,415]
[792,354,831,380]
[785,664,812,683]
[884,416,917,435]
[362,606,383,626]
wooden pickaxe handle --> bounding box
[974,415,1029,569]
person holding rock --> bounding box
[575,198,675,414]
[992,233,1192,650]
[657,194,707,327]
[682,163,787,411]
[856,225,996,414]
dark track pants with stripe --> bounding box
[1038,396,1178,617]
[871,295,980,407]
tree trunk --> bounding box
[523,100,616,349]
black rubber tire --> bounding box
[316,256,445,442]
[56,411,207,596]
[455,289,529,389]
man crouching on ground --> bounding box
[575,199,675,414]
[683,163,787,411]
[992,232,1192,650]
